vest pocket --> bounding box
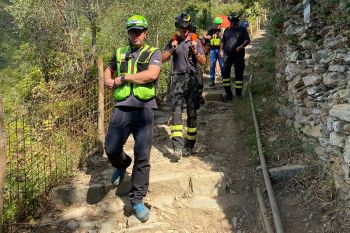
[133,83,155,101]
[114,83,131,101]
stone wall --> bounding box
[274,2,350,197]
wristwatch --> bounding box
[120,74,126,82]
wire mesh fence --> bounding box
[1,79,114,231]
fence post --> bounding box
[97,58,105,157]
[156,27,159,48]
[250,21,253,37]
[0,98,7,232]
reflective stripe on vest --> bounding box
[113,45,158,101]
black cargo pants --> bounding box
[222,51,245,97]
[170,73,199,150]
[105,106,154,205]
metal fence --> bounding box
[1,79,110,231]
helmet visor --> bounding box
[126,19,148,30]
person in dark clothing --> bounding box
[162,13,206,161]
[220,12,250,99]
[240,15,249,29]
[203,17,224,87]
[104,15,162,222]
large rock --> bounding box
[323,72,345,88]
[285,24,304,35]
[333,121,343,133]
[344,54,350,64]
[343,124,350,133]
[287,51,300,62]
[314,65,327,74]
[302,125,322,138]
[302,74,322,86]
[285,63,301,81]
[307,86,319,95]
[330,104,350,122]
[343,138,350,164]
[300,40,314,49]
[324,36,348,49]
[328,65,347,72]
[317,49,332,58]
[320,57,332,64]
[330,132,346,147]
[289,76,304,89]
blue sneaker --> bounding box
[133,203,150,222]
[111,168,126,186]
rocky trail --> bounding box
[29,34,266,233]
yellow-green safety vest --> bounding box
[210,28,225,46]
[114,44,159,101]
[210,34,221,46]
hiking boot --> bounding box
[133,203,150,222]
[208,79,215,87]
[173,148,182,162]
[183,146,193,156]
[111,168,126,186]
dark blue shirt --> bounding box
[240,20,249,29]
[221,27,250,55]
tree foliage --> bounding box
[1,0,270,115]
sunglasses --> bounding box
[128,29,145,35]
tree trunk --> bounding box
[91,22,97,65]
[0,98,7,232]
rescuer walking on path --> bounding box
[203,17,224,87]
[220,12,250,100]
[104,15,162,222]
[162,13,206,161]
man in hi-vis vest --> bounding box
[162,13,206,161]
[203,17,224,87]
[104,15,162,223]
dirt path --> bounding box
[28,34,266,233]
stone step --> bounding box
[40,191,237,232]
[177,194,240,212]
[52,165,226,205]
[123,222,170,233]
[203,90,224,102]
